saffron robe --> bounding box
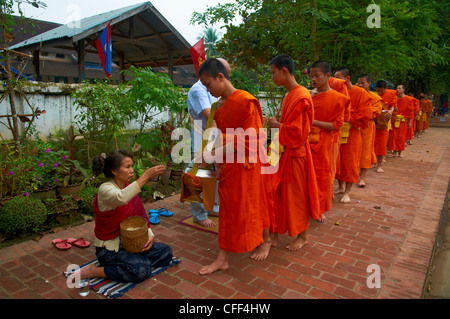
[214,90,269,253]
[336,85,372,184]
[360,91,383,168]
[328,78,350,178]
[423,99,433,130]
[271,85,320,236]
[388,96,414,152]
[374,90,397,156]
[416,101,428,131]
[411,97,420,134]
[310,90,348,215]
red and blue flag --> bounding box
[95,21,112,78]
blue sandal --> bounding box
[149,213,160,225]
[149,208,173,217]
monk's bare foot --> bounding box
[382,157,387,163]
[196,218,216,228]
[340,194,351,204]
[286,234,308,251]
[398,153,404,158]
[335,187,345,195]
[250,241,271,261]
[317,215,328,223]
[199,256,228,275]
[358,180,366,188]
[376,166,384,173]
[270,233,279,247]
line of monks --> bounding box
[195,56,434,275]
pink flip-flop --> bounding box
[67,238,91,248]
[52,239,72,250]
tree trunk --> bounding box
[311,0,319,61]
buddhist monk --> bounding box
[266,54,320,251]
[334,68,372,203]
[356,75,383,187]
[308,60,349,222]
[388,85,414,158]
[407,91,420,141]
[196,58,270,275]
[374,81,397,173]
[423,94,433,131]
[416,96,427,136]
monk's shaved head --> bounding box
[309,60,331,75]
[376,80,387,89]
[216,58,231,76]
[199,58,230,80]
[270,54,295,75]
[336,67,351,78]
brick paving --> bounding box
[0,126,449,300]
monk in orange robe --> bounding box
[416,96,427,135]
[197,58,270,275]
[308,61,348,222]
[374,81,397,173]
[423,95,433,130]
[356,75,383,187]
[407,92,420,141]
[329,77,350,181]
[334,68,372,204]
[266,54,320,251]
[388,85,414,158]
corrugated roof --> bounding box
[9,1,193,68]
[11,2,150,50]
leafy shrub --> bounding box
[0,197,47,236]
[78,187,98,213]
[44,196,79,216]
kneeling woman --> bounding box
[75,149,173,283]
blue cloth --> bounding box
[96,242,173,283]
[187,80,217,155]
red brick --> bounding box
[200,280,235,298]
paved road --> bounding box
[0,124,449,300]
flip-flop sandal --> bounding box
[67,238,91,248]
[52,239,72,250]
[149,214,160,225]
[149,208,173,217]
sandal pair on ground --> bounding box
[149,208,173,225]
[52,238,91,250]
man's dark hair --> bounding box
[359,74,372,83]
[336,67,351,78]
[376,80,387,89]
[270,54,295,75]
[198,58,230,80]
[308,60,331,75]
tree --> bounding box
[191,0,448,94]
[197,27,221,58]
[0,0,46,152]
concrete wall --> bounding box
[0,82,282,141]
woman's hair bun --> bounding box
[92,153,106,176]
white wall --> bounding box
[0,82,282,141]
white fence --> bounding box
[0,82,280,141]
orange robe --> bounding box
[214,90,269,253]
[336,85,372,184]
[407,97,419,139]
[374,90,397,156]
[388,96,414,151]
[416,100,427,131]
[271,85,320,236]
[411,98,420,134]
[423,99,433,130]
[360,91,383,168]
[328,78,350,178]
[310,90,348,215]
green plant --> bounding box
[78,186,98,213]
[0,196,47,236]
[44,196,79,216]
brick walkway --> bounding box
[0,126,449,300]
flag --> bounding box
[95,21,112,78]
[190,38,206,77]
